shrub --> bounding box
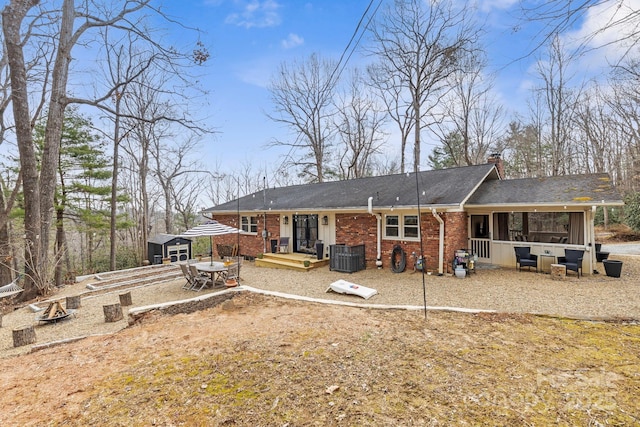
[624,192,640,233]
[594,206,622,226]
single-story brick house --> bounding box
[202,157,623,275]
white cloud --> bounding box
[563,0,640,62]
[225,0,282,29]
[281,33,304,49]
[477,0,519,13]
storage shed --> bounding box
[147,234,192,264]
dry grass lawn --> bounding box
[1,291,639,426]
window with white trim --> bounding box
[385,215,419,240]
[385,215,399,237]
[241,215,258,233]
[404,215,419,238]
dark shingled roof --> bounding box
[465,173,624,207]
[147,234,190,244]
[204,164,498,213]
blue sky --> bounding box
[157,0,636,176]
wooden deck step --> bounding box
[256,253,329,271]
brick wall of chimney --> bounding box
[487,153,505,179]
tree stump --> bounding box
[13,325,36,347]
[103,303,123,323]
[119,292,132,307]
[66,295,81,310]
[551,264,566,280]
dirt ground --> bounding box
[1,235,639,426]
[1,291,639,426]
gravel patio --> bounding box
[1,252,638,359]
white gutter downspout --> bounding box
[368,197,383,268]
[432,209,445,275]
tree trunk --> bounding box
[54,207,66,288]
[140,147,150,262]
[38,0,75,288]
[12,326,36,347]
[413,98,421,173]
[103,303,123,322]
[2,0,42,300]
[0,187,13,286]
[164,184,173,235]
[119,292,132,306]
[109,93,123,272]
[66,295,81,310]
[109,163,118,272]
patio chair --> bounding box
[278,237,290,253]
[224,262,240,287]
[514,246,538,272]
[558,249,584,278]
[188,264,212,291]
[179,263,194,290]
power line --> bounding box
[326,0,384,88]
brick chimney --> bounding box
[487,153,504,179]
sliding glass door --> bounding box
[293,214,318,254]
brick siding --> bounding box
[336,212,468,272]
[213,211,469,272]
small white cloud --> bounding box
[281,33,304,49]
[478,0,519,13]
[225,0,282,29]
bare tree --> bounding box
[368,0,479,172]
[439,51,504,165]
[172,174,205,232]
[335,69,387,179]
[501,120,542,179]
[519,0,640,61]
[151,136,208,235]
[573,82,624,229]
[99,32,157,271]
[608,57,640,192]
[574,83,614,174]
[119,66,174,262]
[367,61,414,174]
[535,35,580,176]
[2,0,196,298]
[525,91,548,178]
[0,18,31,284]
[267,53,338,183]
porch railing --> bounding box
[470,238,490,259]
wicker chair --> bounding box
[558,249,584,278]
[514,246,538,272]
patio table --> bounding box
[195,261,228,285]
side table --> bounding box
[539,254,556,273]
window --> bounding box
[404,215,419,238]
[241,216,258,233]
[492,211,583,244]
[385,214,419,240]
[385,215,399,237]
